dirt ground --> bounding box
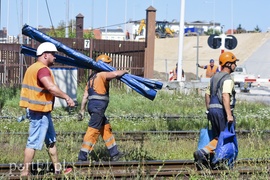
[153,33,270,81]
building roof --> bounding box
[100,29,123,33]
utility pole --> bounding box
[19,0,23,44]
[0,0,1,33]
[65,0,69,38]
[177,0,185,81]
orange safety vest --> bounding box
[172,67,177,80]
[206,65,218,78]
[19,61,55,112]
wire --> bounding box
[95,22,129,29]
[45,0,57,37]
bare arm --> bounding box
[39,76,75,107]
[205,84,211,110]
[205,93,210,110]
[105,70,128,81]
[197,64,204,69]
[79,85,89,115]
[222,93,233,122]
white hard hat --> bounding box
[36,42,58,56]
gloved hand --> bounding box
[78,112,84,121]
[17,115,25,122]
[197,63,200,67]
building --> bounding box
[100,28,125,40]
[168,20,221,35]
[0,28,7,43]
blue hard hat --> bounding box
[210,59,214,63]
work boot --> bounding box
[193,149,211,170]
[111,152,124,161]
[78,150,88,161]
[55,167,72,175]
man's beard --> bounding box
[48,61,55,67]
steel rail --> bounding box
[1,159,269,179]
[0,130,270,141]
[1,113,269,120]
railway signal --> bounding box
[208,34,238,52]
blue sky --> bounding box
[1,0,270,36]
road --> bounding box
[154,33,270,81]
[241,38,270,79]
[236,83,270,105]
[156,33,270,104]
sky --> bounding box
[1,0,270,36]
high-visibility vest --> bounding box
[87,72,109,101]
[206,65,218,78]
[19,61,55,112]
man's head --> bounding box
[219,52,239,72]
[209,59,214,66]
[96,54,112,64]
[36,42,58,66]
[36,42,58,56]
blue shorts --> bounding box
[26,110,56,150]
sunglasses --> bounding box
[45,52,56,56]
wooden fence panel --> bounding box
[0,38,145,86]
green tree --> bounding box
[46,19,94,39]
[254,25,262,33]
[83,30,95,39]
[204,28,221,35]
[236,24,246,34]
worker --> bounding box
[193,52,239,170]
[19,42,75,176]
[171,63,185,81]
[77,54,128,162]
[197,59,219,78]
[126,30,130,40]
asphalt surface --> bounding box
[155,33,270,105]
[236,83,270,105]
[242,38,270,79]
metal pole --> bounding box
[6,0,9,42]
[124,0,127,38]
[105,0,108,38]
[165,59,168,81]
[231,0,233,35]
[65,0,69,38]
[177,0,185,81]
[196,33,199,80]
[36,0,38,29]
[0,0,1,33]
[213,0,215,34]
[19,0,23,84]
[91,0,94,29]
[20,0,23,44]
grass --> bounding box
[0,84,269,178]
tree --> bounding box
[46,20,94,39]
[83,30,94,39]
[236,24,246,34]
[254,25,262,33]
[204,28,221,35]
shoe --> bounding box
[193,150,211,170]
[55,167,72,175]
[63,167,72,175]
[194,150,203,171]
[111,152,124,161]
[78,150,88,161]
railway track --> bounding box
[1,130,270,141]
[1,158,269,179]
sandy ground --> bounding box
[154,33,270,81]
